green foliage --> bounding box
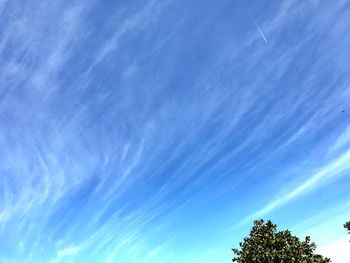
[232,219,330,263]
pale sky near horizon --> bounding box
[0,0,350,262]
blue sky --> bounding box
[0,0,350,262]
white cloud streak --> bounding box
[50,245,81,263]
[1,0,350,262]
[245,149,350,221]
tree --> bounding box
[232,219,330,262]
[345,221,350,236]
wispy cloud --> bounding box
[1,0,349,262]
[90,0,172,70]
[245,148,350,225]
[243,149,350,222]
[329,124,350,154]
[50,245,81,263]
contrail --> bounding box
[256,26,267,43]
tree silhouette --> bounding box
[345,221,350,238]
[232,219,330,262]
